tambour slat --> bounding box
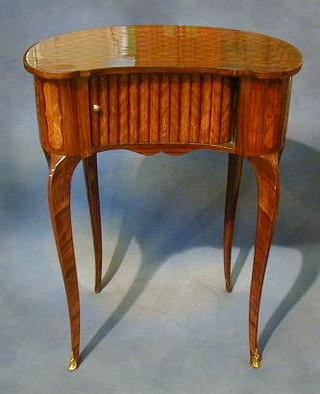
[180,74,191,143]
[99,76,109,145]
[169,74,180,142]
[199,74,212,144]
[108,75,119,144]
[160,74,170,142]
[190,74,201,142]
[129,74,139,143]
[210,76,223,144]
[89,78,100,146]
[139,74,150,142]
[149,74,160,142]
[119,75,129,143]
[220,77,233,143]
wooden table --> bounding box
[24,25,302,370]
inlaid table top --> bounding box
[24,25,302,79]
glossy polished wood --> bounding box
[83,154,103,294]
[24,25,302,370]
[89,74,233,147]
[248,153,281,367]
[224,154,243,293]
[24,25,302,79]
[47,154,81,368]
[33,73,292,159]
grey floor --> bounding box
[1,1,319,393]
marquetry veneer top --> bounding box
[24,25,302,80]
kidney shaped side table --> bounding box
[23,25,302,370]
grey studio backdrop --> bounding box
[1,1,319,393]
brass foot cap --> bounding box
[68,353,78,371]
[250,351,262,369]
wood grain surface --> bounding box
[89,73,233,148]
[248,153,281,367]
[224,153,244,293]
[24,26,303,370]
[235,77,292,156]
[47,154,81,368]
[24,25,302,79]
[83,154,103,294]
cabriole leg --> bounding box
[247,153,280,368]
[47,154,81,371]
[83,154,103,293]
[224,153,243,292]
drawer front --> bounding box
[89,73,234,148]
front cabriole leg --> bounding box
[247,153,281,368]
[46,154,81,371]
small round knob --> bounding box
[92,104,101,112]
